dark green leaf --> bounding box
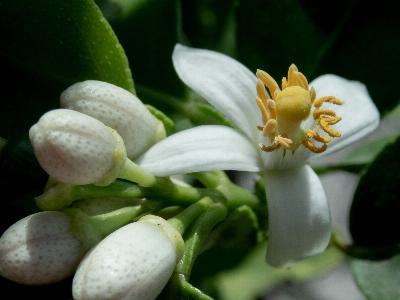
[350,137,400,247]
[0,0,134,138]
[352,254,400,300]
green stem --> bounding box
[64,206,146,254]
[90,205,146,237]
[176,203,228,280]
[35,178,225,211]
[167,197,214,236]
[118,158,158,186]
[191,170,260,208]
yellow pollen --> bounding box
[313,109,336,120]
[256,64,343,155]
[302,139,328,153]
[275,86,312,123]
[304,130,331,143]
[259,133,294,152]
[313,96,343,108]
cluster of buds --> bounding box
[29,81,166,186]
[0,81,182,299]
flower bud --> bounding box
[73,215,184,300]
[0,211,83,285]
[29,109,126,186]
[60,80,166,160]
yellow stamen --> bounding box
[277,135,294,150]
[282,77,288,90]
[260,142,280,152]
[319,117,342,137]
[256,65,343,156]
[257,80,269,102]
[313,96,343,108]
[256,70,280,100]
[287,64,309,90]
[267,99,277,120]
[259,133,293,153]
[309,87,316,103]
[313,109,336,120]
[256,96,269,125]
[263,119,277,139]
[302,139,328,153]
[304,130,331,143]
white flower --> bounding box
[29,109,126,186]
[0,211,83,285]
[60,80,166,160]
[72,215,184,300]
[136,44,380,268]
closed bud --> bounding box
[61,80,166,160]
[73,215,184,300]
[29,109,126,186]
[0,211,83,285]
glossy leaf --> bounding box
[0,0,134,138]
[350,137,400,247]
[352,254,400,300]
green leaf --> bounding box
[352,254,400,300]
[340,135,398,166]
[146,104,176,136]
[0,0,134,138]
[350,136,400,247]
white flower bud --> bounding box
[0,211,83,285]
[60,80,166,160]
[73,216,184,300]
[29,109,126,186]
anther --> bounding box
[282,77,288,90]
[309,87,316,103]
[304,129,331,143]
[287,64,297,87]
[302,139,328,153]
[257,70,281,99]
[263,119,277,139]
[257,80,269,103]
[313,109,336,120]
[267,99,277,120]
[259,142,280,152]
[277,135,294,150]
[313,96,343,108]
[319,117,342,137]
[256,96,269,125]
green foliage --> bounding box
[350,137,400,248]
[0,0,134,138]
[352,254,400,300]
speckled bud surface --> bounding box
[73,219,182,300]
[29,109,127,185]
[0,211,83,285]
[61,80,165,160]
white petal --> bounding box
[73,221,178,300]
[308,74,380,157]
[173,44,260,142]
[136,125,261,176]
[263,164,331,268]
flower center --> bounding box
[255,64,343,154]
